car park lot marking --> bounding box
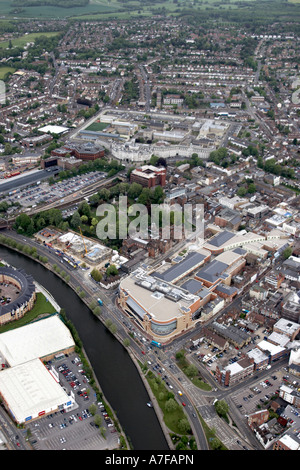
[232,373,283,415]
[27,353,119,450]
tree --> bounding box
[128,182,143,199]
[93,306,101,317]
[70,211,81,229]
[91,268,102,282]
[149,155,159,166]
[165,398,178,412]
[283,247,292,260]
[151,186,165,204]
[185,364,198,378]
[94,414,102,427]
[106,264,118,277]
[78,201,91,218]
[215,400,229,419]
[89,403,97,416]
[177,418,190,434]
[137,187,152,205]
[247,183,256,194]
[237,186,247,197]
[89,193,100,206]
[81,215,88,224]
[14,213,32,233]
[98,188,110,202]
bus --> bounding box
[150,340,161,348]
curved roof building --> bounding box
[0,266,36,326]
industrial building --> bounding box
[0,315,76,424]
[0,358,74,424]
[0,314,75,368]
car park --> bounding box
[26,353,120,450]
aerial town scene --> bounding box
[0,0,299,456]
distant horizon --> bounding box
[0,0,299,27]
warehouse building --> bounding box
[0,358,74,424]
[0,315,76,424]
[0,315,75,368]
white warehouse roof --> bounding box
[0,358,72,423]
[0,315,75,367]
[38,125,69,134]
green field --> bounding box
[68,0,300,24]
[0,0,120,19]
[0,31,60,49]
[86,121,109,132]
[0,66,15,79]
[0,0,299,25]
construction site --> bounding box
[34,228,128,274]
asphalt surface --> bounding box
[0,167,59,195]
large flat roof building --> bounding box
[0,314,75,368]
[118,267,202,342]
[0,315,76,424]
[152,249,211,284]
[0,358,73,424]
[195,248,246,288]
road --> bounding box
[139,65,151,112]
[2,173,123,227]
[0,406,29,450]
[0,230,210,449]
[0,230,274,451]
[0,167,59,195]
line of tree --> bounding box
[257,156,295,179]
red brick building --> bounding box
[248,410,269,430]
[51,143,105,162]
[130,165,166,188]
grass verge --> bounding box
[0,292,57,333]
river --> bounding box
[0,246,169,450]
